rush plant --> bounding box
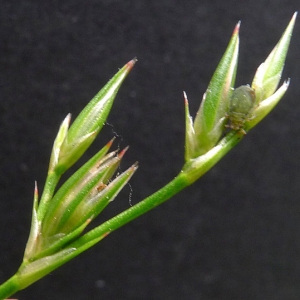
[0,13,296,299]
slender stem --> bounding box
[0,274,20,300]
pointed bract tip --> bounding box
[233,21,241,35]
[285,78,291,86]
[118,146,130,158]
[107,137,116,148]
[102,231,111,238]
[183,91,189,105]
[287,12,297,30]
[86,218,93,225]
[131,161,139,170]
[66,113,72,124]
[34,181,38,196]
[126,57,138,70]
[292,11,298,20]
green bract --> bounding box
[185,22,239,159]
[252,13,297,103]
[247,12,297,130]
[51,59,137,176]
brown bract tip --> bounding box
[34,181,38,197]
[183,91,189,105]
[126,57,138,70]
[106,137,116,148]
[233,21,241,35]
[118,146,129,158]
[130,161,139,171]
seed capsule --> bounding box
[226,85,256,134]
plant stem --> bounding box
[0,274,20,300]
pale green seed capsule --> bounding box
[226,85,256,134]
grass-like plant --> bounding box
[0,13,296,299]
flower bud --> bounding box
[53,59,137,175]
[185,23,239,160]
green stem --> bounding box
[0,274,20,300]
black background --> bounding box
[0,1,299,299]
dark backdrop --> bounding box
[0,1,299,299]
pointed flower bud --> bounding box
[252,12,297,103]
[26,140,138,260]
[41,141,117,237]
[184,13,296,163]
[228,12,296,134]
[35,59,136,224]
[185,23,239,160]
[246,12,297,131]
[25,139,114,259]
[53,58,137,175]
